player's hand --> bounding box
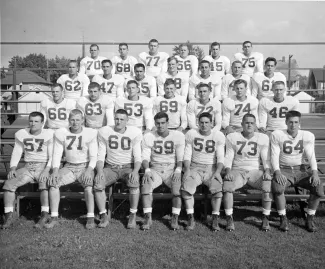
[129,171,139,184]
[81,167,93,185]
[172,169,182,182]
[274,170,287,185]
[177,127,183,132]
[225,126,235,135]
[144,129,151,135]
[309,172,320,187]
[224,170,234,181]
[95,169,104,185]
[142,171,153,184]
[259,127,267,134]
[263,169,272,181]
[8,169,17,180]
[49,170,60,187]
[39,169,50,183]
[213,172,223,184]
[182,169,191,182]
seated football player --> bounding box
[115,80,154,133]
[138,39,169,78]
[111,43,138,79]
[57,60,90,101]
[94,109,142,229]
[141,112,185,230]
[175,43,198,77]
[223,113,272,232]
[45,109,98,229]
[153,79,187,132]
[1,112,54,229]
[181,112,225,231]
[222,79,259,135]
[76,82,115,128]
[252,57,287,99]
[156,56,189,99]
[270,110,324,232]
[259,81,299,135]
[40,83,76,129]
[188,60,221,101]
[92,59,125,100]
[187,83,221,131]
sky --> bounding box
[1,0,325,75]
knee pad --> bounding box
[262,192,273,202]
[129,187,140,195]
[211,191,223,198]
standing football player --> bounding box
[175,43,198,77]
[111,43,138,79]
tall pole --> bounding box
[288,54,293,95]
[82,31,85,58]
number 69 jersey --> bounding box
[224,132,271,171]
[57,74,90,101]
[184,129,225,165]
[142,130,185,165]
[52,127,98,169]
[270,130,317,171]
[97,126,142,166]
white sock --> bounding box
[143,207,152,214]
[87,213,95,218]
[212,211,220,215]
[186,208,194,215]
[99,210,107,215]
[4,207,14,213]
[307,209,316,216]
[41,206,49,213]
[172,207,181,215]
[225,208,233,216]
[51,212,59,217]
[278,209,286,216]
[262,209,271,216]
[130,208,137,214]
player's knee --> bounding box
[222,182,235,193]
[129,187,139,195]
[211,191,223,198]
[38,182,47,191]
[141,183,152,195]
[262,192,273,202]
[84,186,93,193]
[127,179,140,189]
[2,181,17,192]
[271,181,285,195]
[181,189,192,199]
[171,182,181,196]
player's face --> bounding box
[234,83,247,98]
[52,86,64,102]
[211,45,220,57]
[68,62,78,75]
[29,116,43,132]
[119,45,128,57]
[286,116,300,132]
[90,46,99,58]
[232,63,242,75]
[242,43,252,55]
[134,67,145,80]
[69,114,83,131]
[164,83,176,98]
[198,86,210,101]
[242,116,256,133]
[149,42,159,54]
[88,87,100,101]
[272,84,286,99]
[198,117,212,133]
[127,83,139,98]
[114,113,128,130]
[200,63,210,76]
[180,46,189,58]
[265,61,276,74]
[168,59,178,72]
[102,62,113,75]
[155,117,168,134]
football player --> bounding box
[92,59,125,100]
[259,81,299,134]
[233,41,263,77]
[270,110,324,232]
[138,39,169,78]
[222,79,259,135]
[115,80,154,133]
[111,43,138,79]
[1,112,54,229]
[187,83,222,130]
[157,56,189,99]
[203,42,230,80]
[220,61,252,100]
[45,109,98,229]
[153,79,187,131]
[223,114,272,232]
[76,82,115,128]
[40,83,76,129]
[94,109,142,229]
[57,60,90,101]
[175,43,198,77]
[141,112,185,230]
[79,44,107,80]
[252,57,287,99]
[182,112,225,231]
[188,60,221,101]
[125,63,157,99]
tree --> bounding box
[48,56,71,82]
[172,41,205,62]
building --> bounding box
[277,56,301,90]
[307,68,325,90]
[292,91,315,113]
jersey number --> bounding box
[116,63,130,73]
[193,138,215,153]
[177,60,191,71]
[48,107,67,120]
[236,141,257,156]
[140,82,149,94]
[210,62,223,72]
[124,103,143,117]
[160,101,178,113]
[85,103,103,115]
[283,140,303,154]
[234,103,251,116]
[67,136,83,150]
[197,106,213,116]
[108,135,131,150]
[174,78,182,89]
[23,138,44,152]
[87,61,101,70]
[153,141,174,154]
[242,57,255,68]
[146,56,160,67]
[100,82,114,94]
[262,80,270,92]
[269,107,288,118]
[65,81,81,91]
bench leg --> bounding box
[294,186,307,219]
[107,186,113,220]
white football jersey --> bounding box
[10,128,54,168]
[111,55,138,79]
[222,95,259,129]
[138,52,169,77]
[188,74,222,101]
[220,73,252,100]
[79,56,107,78]
[271,130,317,171]
[92,74,125,99]
[53,127,98,169]
[142,130,185,165]
[40,98,76,129]
[153,95,187,129]
[97,126,142,165]
[57,73,90,101]
[76,95,115,128]
[259,96,299,131]
[225,132,270,171]
[184,129,225,165]
[203,55,231,80]
[175,55,198,77]
[125,75,157,99]
[233,52,264,77]
[187,98,222,130]
[115,96,153,129]
[252,72,287,99]
[156,72,189,98]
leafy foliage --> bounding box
[172,41,205,62]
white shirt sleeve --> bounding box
[141,135,152,162]
[46,137,54,168]
[88,135,98,169]
[186,102,197,129]
[224,136,235,169]
[10,138,24,168]
[270,132,281,171]
[52,135,64,169]
[97,130,107,163]
[257,54,264,73]
[221,101,231,129]
[149,78,157,99]
[304,133,317,171]
[260,136,271,170]
[180,102,188,129]
[258,100,268,129]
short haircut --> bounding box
[198,112,212,122]
[167,56,178,63]
[29,111,44,122]
[285,110,301,121]
[134,63,145,70]
[197,83,211,91]
[88,82,100,90]
[90,44,99,50]
[164,78,176,87]
[119,43,128,49]
[149,39,159,44]
[199,60,210,66]
[243,41,252,47]
[154,111,169,122]
[232,60,243,67]
[265,57,277,66]
[51,83,63,91]
[102,59,112,66]
[242,113,256,123]
[69,109,84,119]
[115,109,128,117]
[69,60,79,66]
[126,79,138,87]
[234,79,247,88]
[272,81,286,88]
[210,42,221,49]
[180,43,190,50]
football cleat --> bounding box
[211,215,220,232]
[261,214,270,232]
[1,212,14,229]
[306,214,317,233]
[127,213,137,229]
[226,215,235,232]
[86,217,96,229]
[186,214,195,231]
[98,213,109,228]
[170,214,179,230]
[44,217,59,229]
[279,215,289,232]
[142,213,152,230]
[34,211,50,229]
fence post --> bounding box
[12,67,18,121]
